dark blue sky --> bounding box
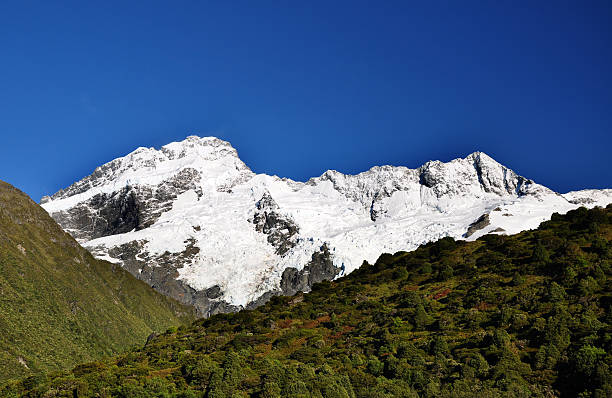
[1,1,610,201]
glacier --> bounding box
[41,135,612,315]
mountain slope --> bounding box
[0,181,195,381]
[6,205,611,397]
[41,136,612,315]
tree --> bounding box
[439,265,454,281]
[532,242,550,264]
[431,335,450,358]
[414,304,431,330]
[548,282,566,302]
[207,368,227,398]
[259,379,281,398]
[573,345,606,378]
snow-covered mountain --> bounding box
[41,136,612,316]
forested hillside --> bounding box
[0,181,195,382]
[3,205,610,397]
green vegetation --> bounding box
[3,203,611,397]
[0,181,195,382]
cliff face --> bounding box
[41,136,612,316]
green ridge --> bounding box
[3,203,611,397]
[0,181,195,382]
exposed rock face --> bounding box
[51,187,140,240]
[251,192,299,255]
[93,238,237,317]
[48,168,204,241]
[244,245,341,310]
[41,136,612,317]
[279,244,340,297]
[464,213,491,238]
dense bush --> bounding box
[2,205,611,397]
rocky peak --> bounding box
[467,152,523,195]
[308,152,543,220]
[43,136,253,206]
[311,166,416,209]
[160,136,241,161]
[415,151,547,199]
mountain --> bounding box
[41,136,612,316]
[5,205,611,397]
[0,181,195,381]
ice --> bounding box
[42,136,612,307]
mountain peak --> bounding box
[162,135,237,155]
[42,135,252,208]
[120,135,240,163]
[466,151,505,169]
[466,150,491,159]
[39,137,612,315]
[415,151,543,197]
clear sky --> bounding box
[1,1,610,202]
